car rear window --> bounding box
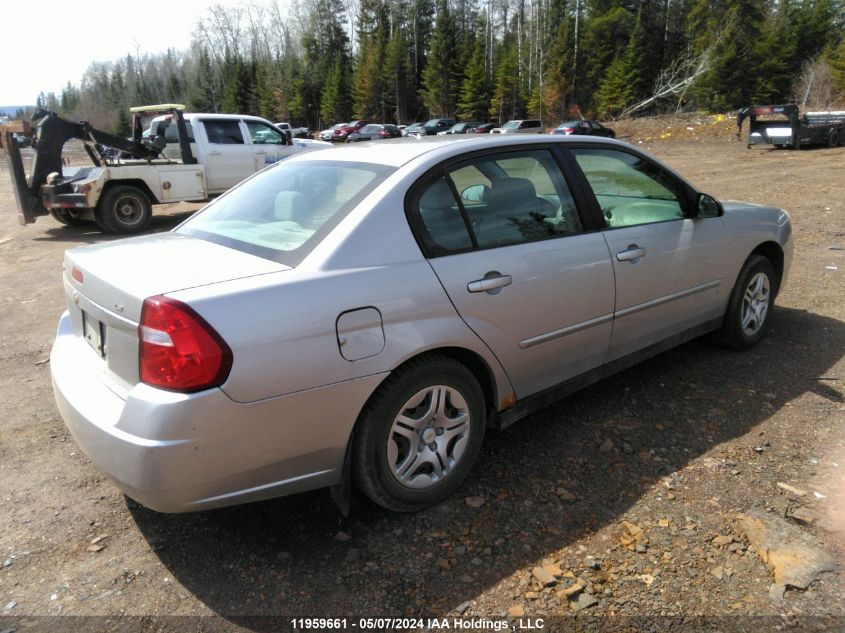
[178,160,394,265]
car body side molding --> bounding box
[495,317,722,429]
[614,279,721,320]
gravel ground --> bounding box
[0,121,843,632]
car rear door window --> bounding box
[157,121,194,143]
[411,149,582,254]
[571,148,685,228]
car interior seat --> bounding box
[274,190,307,225]
[477,177,548,245]
[419,178,472,251]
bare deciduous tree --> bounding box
[618,47,712,119]
[792,58,842,111]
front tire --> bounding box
[96,185,152,234]
[712,255,776,350]
[352,356,486,512]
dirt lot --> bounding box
[0,117,844,632]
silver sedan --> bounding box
[51,135,792,512]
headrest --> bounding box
[488,178,537,215]
[274,190,305,222]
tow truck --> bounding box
[1,104,328,233]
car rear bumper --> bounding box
[51,311,388,512]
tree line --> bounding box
[28,0,845,134]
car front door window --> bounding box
[571,148,685,227]
[246,122,285,145]
[571,146,728,361]
[203,120,245,144]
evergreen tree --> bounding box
[189,46,218,112]
[594,6,647,116]
[579,5,633,113]
[114,108,131,136]
[542,13,575,122]
[828,37,845,93]
[321,57,353,123]
[421,0,458,117]
[353,0,390,119]
[753,2,796,103]
[694,0,766,110]
[490,36,524,122]
[457,34,490,121]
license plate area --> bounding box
[82,311,106,358]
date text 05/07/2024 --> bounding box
[289,617,546,631]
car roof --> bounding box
[289,134,634,168]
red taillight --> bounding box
[379,130,389,138]
[562,127,576,134]
[71,266,84,283]
[138,295,232,393]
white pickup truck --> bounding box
[4,105,330,233]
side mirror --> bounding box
[697,193,722,218]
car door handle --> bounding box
[254,150,267,155]
[616,245,646,262]
[208,150,221,156]
[467,274,512,293]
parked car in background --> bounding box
[332,120,372,142]
[321,123,347,142]
[471,123,499,134]
[403,123,426,137]
[347,124,402,142]
[438,122,485,135]
[552,119,616,138]
[492,119,544,134]
[292,127,311,139]
[422,118,457,135]
[12,132,31,147]
[52,134,792,514]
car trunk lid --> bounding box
[63,232,289,393]
[65,232,288,321]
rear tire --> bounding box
[49,208,87,227]
[711,255,776,350]
[352,355,486,512]
[96,185,152,234]
[828,130,840,148]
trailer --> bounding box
[737,104,845,149]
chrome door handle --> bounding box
[467,274,512,293]
[616,245,646,262]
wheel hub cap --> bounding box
[387,385,471,489]
[740,272,770,336]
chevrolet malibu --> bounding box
[51,135,792,513]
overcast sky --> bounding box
[0,0,240,106]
